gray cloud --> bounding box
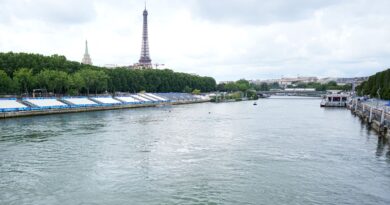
[1,0,390,81]
[1,0,96,25]
[192,0,342,25]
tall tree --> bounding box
[36,70,69,94]
[13,68,35,94]
[77,69,109,95]
[356,68,390,99]
[0,70,14,94]
[68,73,85,95]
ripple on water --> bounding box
[0,99,390,204]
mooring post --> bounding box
[369,107,373,123]
[355,100,358,112]
[381,108,385,125]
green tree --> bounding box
[78,69,95,95]
[77,69,109,95]
[270,82,280,89]
[68,72,85,95]
[13,68,35,94]
[94,70,109,94]
[236,79,250,92]
[36,70,69,94]
[327,81,337,87]
[356,68,390,99]
[0,70,14,94]
[247,89,258,99]
[0,52,217,95]
[216,83,226,91]
[259,83,269,91]
[183,86,192,93]
[224,82,238,92]
[192,89,201,95]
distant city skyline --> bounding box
[1,0,390,81]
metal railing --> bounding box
[350,99,390,127]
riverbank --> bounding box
[0,93,210,119]
[347,99,390,140]
[0,100,209,119]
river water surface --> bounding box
[1,97,390,204]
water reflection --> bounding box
[386,151,390,162]
[0,132,50,143]
[0,112,109,143]
[376,136,390,162]
[376,136,387,157]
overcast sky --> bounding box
[1,0,389,81]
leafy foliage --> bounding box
[13,68,36,94]
[356,68,390,100]
[0,70,15,94]
[36,70,69,94]
[217,79,252,92]
[287,81,351,91]
[216,79,258,100]
[0,52,216,95]
[192,89,201,95]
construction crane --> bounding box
[154,63,165,69]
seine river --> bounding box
[1,97,390,205]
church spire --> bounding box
[82,40,92,65]
[85,40,89,55]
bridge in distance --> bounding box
[257,89,326,97]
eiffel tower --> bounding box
[138,5,152,68]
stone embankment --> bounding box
[348,99,390,139]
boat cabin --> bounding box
[321,94,350,107]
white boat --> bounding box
[320,93,350,107]
[258,93,270,98]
